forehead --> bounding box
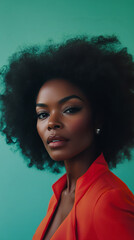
[36,78,88,103]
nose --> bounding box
[48,113,63,131]
[48,122,62,130]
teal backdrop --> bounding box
[0,0,134,239]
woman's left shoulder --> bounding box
[97,168,134,197]
[93,187,134,240]
[92,168,134,213]
[95,187,134,210]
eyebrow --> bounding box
[36,95,84,107]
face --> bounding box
[36,79,97,162]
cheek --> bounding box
[68,114,93,137]
[36,121,49,149]
[36,121,44,139]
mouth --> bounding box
[48,139,68,149]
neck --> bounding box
[64,145,100,194]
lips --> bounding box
[47,135,68,144]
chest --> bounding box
[43,192,75,240]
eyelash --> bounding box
[37,106,82,120]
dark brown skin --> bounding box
[36,79,101,240]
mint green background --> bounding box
[0,0,134,239]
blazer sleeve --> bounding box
[93,188,134,240]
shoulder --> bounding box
[93,187,134,239]
[93,168,133,197]
[93,169,134,211]
[94,187,134,214]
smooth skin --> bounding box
[36,78,101,240]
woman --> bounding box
[0,35,134,240]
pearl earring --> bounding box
[96,128,101,135]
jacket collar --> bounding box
[52,153,108,204]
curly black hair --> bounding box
[0,35,134,173]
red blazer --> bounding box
[32,153,134,240]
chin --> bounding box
[49,153,69,162]
[48,148,87,162]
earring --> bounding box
[96,128,101,135]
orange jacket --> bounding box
[32,153,134,240]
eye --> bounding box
[36,106,82,119]
[37,112,49,120]
[64,106,82,114]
